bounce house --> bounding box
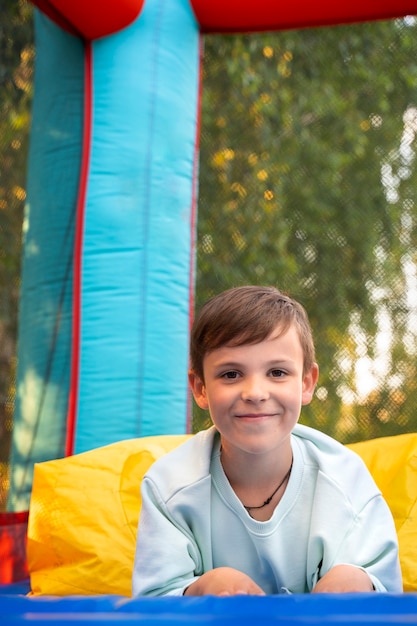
[2,0,417,623]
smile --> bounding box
[235,413,277,419]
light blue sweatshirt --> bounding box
[132,424,402,596]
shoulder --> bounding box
[143,427,216,499]
[292,423,379,496]
[293,423,354,457]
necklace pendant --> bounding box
[242,459,293,514]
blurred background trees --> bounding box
[0,0,33,508]
[196,18,417,441]
[1,4,417,510]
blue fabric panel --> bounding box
[1,592,417,624]
[0,580,30,595]
[75,0,200,451]
[8,11,84,511]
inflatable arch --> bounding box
[7,0,417,517]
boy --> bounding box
[132,285,402,596]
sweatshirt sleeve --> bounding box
[319,492,403,592]
[132,475,204,597]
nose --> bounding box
[241,375,269,403]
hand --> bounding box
[184,567,265,596]
[312,564,374,593]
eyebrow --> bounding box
[212,358,296,370]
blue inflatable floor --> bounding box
[1,584,417,625]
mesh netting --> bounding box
[194,18,417,441]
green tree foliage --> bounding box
[0,0,33,508]
[196,19,417,441]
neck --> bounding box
[219,439,293,493]
[243,459,293,517]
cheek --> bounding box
[283,381,304,406]
[204,386,230,412]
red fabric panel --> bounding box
[190,0,417,33]
[29,0,144,40]
[0,512,29,584]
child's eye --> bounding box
[269,369,285,378]
[222,371,240,379]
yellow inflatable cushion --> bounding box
[348,432,417,592]
[27,435,191,596]
[27,432,417,595]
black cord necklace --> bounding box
[243,460,293,515]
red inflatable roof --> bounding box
[30,0,417,40]
[191,0,417,33]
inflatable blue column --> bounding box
[8,0,200,510]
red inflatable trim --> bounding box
[30,0,144,40]
[186,38,204,434]
[65,41,93,458]
[190,0,417,33]
[0,512,29,584]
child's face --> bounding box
[189,324,318,459]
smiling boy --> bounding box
[132,286,402,596]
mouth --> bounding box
[235,413,277,419]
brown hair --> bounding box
[190,285,316,381]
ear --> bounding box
[188,370,209,410]
[301,363,319,406]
